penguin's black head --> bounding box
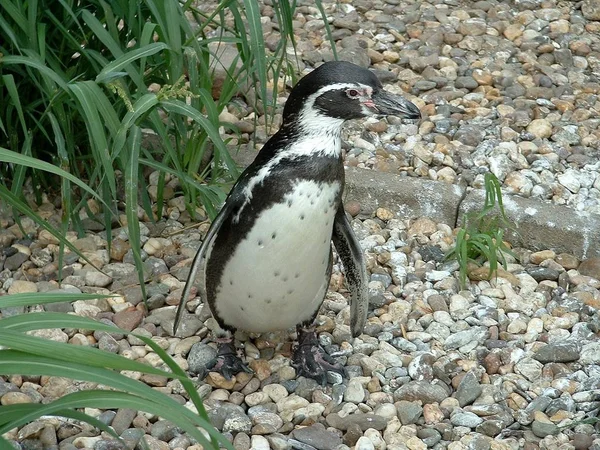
[282,61,421,129]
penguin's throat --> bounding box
[284,129,342,159]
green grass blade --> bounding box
[96,42,169,84]
[0,404,105,436]
[0,388,217,449]
[0,331,179,378]
[455,228,468,288]
[242,0,268,118]
[2,55,68,90]
[75,81,121,137]
[112,93,159,160]
[164,0,183,52]
[123,125,147,301]
[2,75,27,135]
[48,112,69,280]
[0,0,28,34]
[80,9,123,57]
[0,404,120,439]
[137,22,159,76]
[314,0,337,60]
[68,82,116,196]
[0,293,112,308]
[139,156,226,218]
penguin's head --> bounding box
[282,61,421,130]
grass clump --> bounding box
[447,173,517,288]
[0,0,305,294]
[0,293,232,449]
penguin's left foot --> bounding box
[292,328,345,386]
[206,340,252,380]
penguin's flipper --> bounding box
[173,201,234,335]
[332,204,368,338]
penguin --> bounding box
[174,61,421,384]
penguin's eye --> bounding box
[346,89,361,98]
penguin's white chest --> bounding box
[212,180,341,332]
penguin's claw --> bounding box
[292,329,345,386]
[205,341,252,380]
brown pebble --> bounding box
[572,432,594,450]
[555,253,579,270]
[410,217,437,236]
[206,372,236,390]
[110,238,130,261]
[423,403,444,424]
[530,250,556,265]
[468,267,520,286]
[39,425,57,447]
[427,295,449,312]
[483,353,501,375]
[132,414,151,432]
[249,359,272,381]
[451,372,466,390]
[366,120,388,133]
[112,309,144,332]
[140,373,168,387]
[376,207,394,221]
[367,377,381,393]
[578,258,600,280]
[344,200,361,217]
[239,374,259,394]
[343,423,363,447]
[1,392,33,405]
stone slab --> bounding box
[459,190,600,260]
[343,167,465,226]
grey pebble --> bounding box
[455,371,482,407]
[291,423,342,450]
[396,400,423,424]
[150,420,180,442]
[112,409,137,436]
[533,342,581,363]
[186,342,217,375]
[451,411,484,428]
[326,413,387,431]
[393,381,449,404]
[531,420,560,438]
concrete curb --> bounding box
[232,149,599,259]
[459,190,600,260]
[343,167,466,227]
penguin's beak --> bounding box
[370,90,421,119]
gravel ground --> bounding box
[2,0,600,449]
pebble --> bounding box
[396,400,423,425]
[533,342,581,363]
[578,258,600,280]
[291,424,342,450]
[112,309,144,332]
[355,437,375,450]
[7,280,37,294]
[326,413,387,431]
[187,342,217,375]
[450,412,484,428]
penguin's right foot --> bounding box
[292,328,345,386]
[205,340,252,380]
